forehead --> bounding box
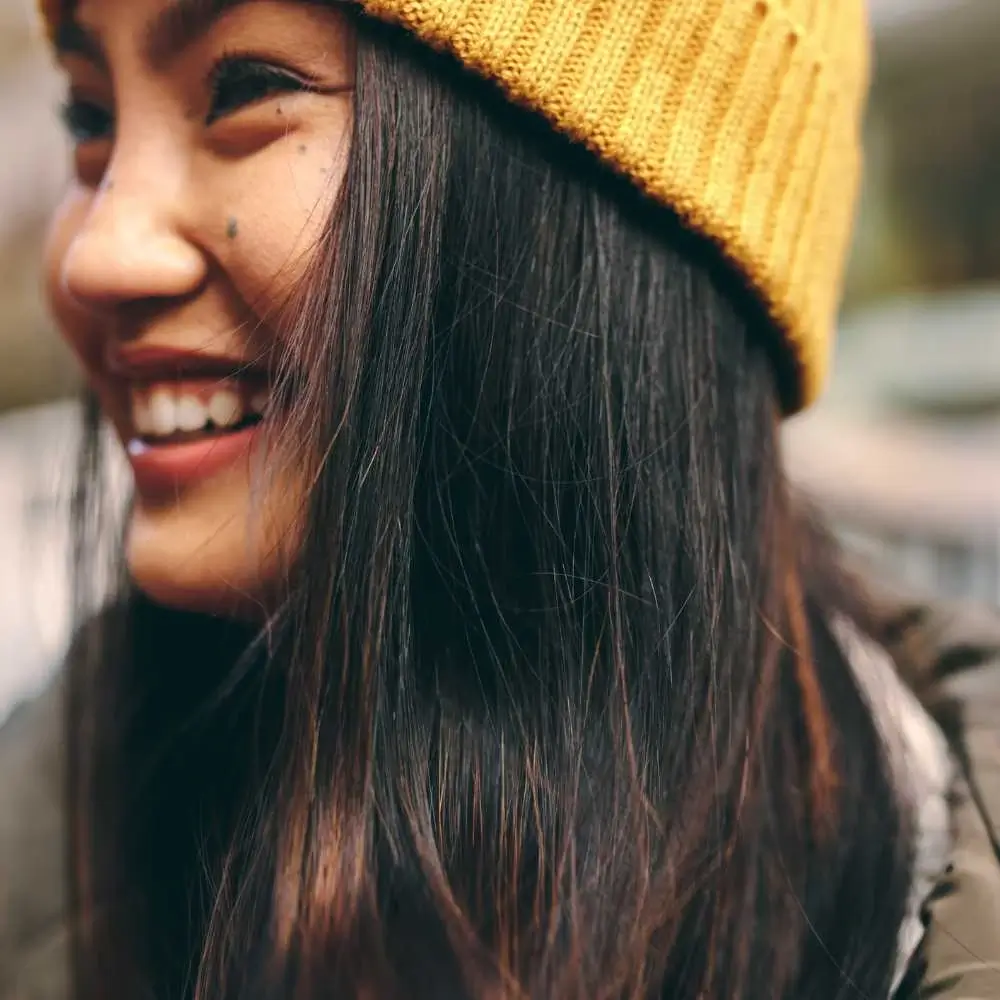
[54,0,321,70]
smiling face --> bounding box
[44,0,354,615]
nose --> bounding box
[60,165,206,312]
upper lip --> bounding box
[105,343,271,382]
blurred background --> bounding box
[2,0,1000,719]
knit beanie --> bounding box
[38,0,871,412]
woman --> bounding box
[1,0,998,998]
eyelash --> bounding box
[59,56,313,144]
[59,97,113,144]
[205,55,314,124]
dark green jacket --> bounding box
[1,597,999,999]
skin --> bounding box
[44,0,354,615]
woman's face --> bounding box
[44,0,354,614]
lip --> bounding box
[127,424,261,497]
[102,342,274,496]
[106,343,270,382]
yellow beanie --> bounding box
[38,0,870,411]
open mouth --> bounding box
[130,377,269,446]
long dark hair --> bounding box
[67,13,913,1000]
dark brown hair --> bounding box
[67,13,912,1000]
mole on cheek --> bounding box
[226,217,239,239]
[298,144,307,154]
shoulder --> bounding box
[870,591,1000,998]
[875,594,1000,829]
[0,675,68,1000]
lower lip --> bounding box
[127,425,260,496]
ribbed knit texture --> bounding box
[38,0,871,411]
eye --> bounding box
[59,96,114,144]
[206,57,313,125]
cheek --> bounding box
[209,125,349,314]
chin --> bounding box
[125,491,290,621]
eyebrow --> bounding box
[143,0,256,69]
[54,18,108,68]
[54,0,257,71]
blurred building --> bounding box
[849,0,1000,302]
[0,0,77,411]
[789,0,1000,606]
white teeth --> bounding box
[176,395,208,432]
[149,390,177,437]
[133,396,155,436]
[207,389,242,428]
[248,390,269,416]
[131,381,265,438]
